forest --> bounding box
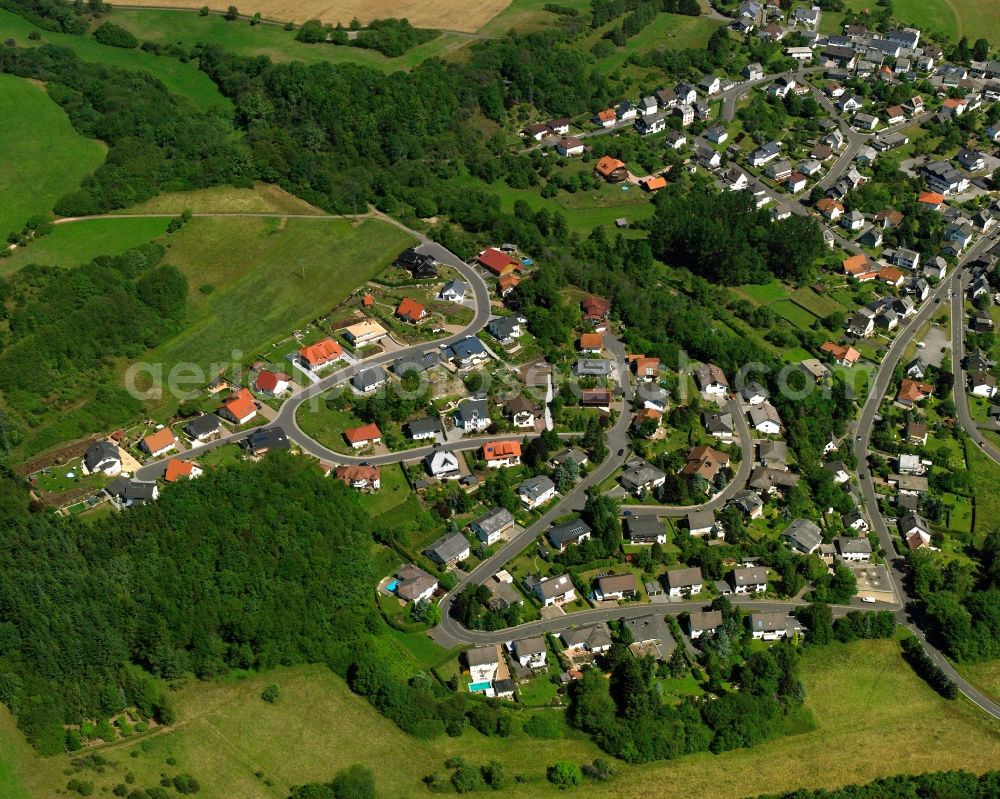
[752,770,1000,799]
[0,245,186,455]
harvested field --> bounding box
[117,0,511,31]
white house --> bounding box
[750,612,804,640]
[425,449,461,480]
[466,646,500,685]
[731,566,768,594]
[453,398,491,433]
[533,574,575,607]
[83,441,122,476]
[512,637,547,669]
[471,507,515,545]
[665,567,703,598]
[516,475,557,510]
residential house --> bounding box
[896,378,933,407]
[351,366,388,394]
[842,510,869,532]
[956,147,985,171]
[406,417,440,441]
[907,421,928,446]
[665,567,704,597]
[595,573,639,602]
[425,449,461,480]
[395,248,437,278]
[343,319,388,347]
[749,141,782,167]
[758,440,788,470]
[894,248,921,270]
[876,208,904,229]
[465,646,500,686]
[396,297,427,324]
[512,637,547,669]
[581,295,611,328]
[334,464,381,492]
[970,371,998,398]
[639,96,659,117]
[765,159,793,180]
[560,623,613,654]
[471,507,516,545]
[299,338,344,370]
[853,112,879,131]
[704,411,735,441]
[84,441,121,476]
[921,161,969,196]
[575,358,613,378]
[595,155,629,183]
[581,388,613,408]
[848,312,875,338]
[817,197,845,221]
[782,518,823,554]
[395,564,438,604]
[445,337,489,369]
[184,413,221,442]
[750,612,804,640]
[343,422,382,450]
[625,516,667,545]
[821,341,861,366]
[240,426,289,457]
[688,609,724,639]
[699,74,721,95]
[674,104,694,126]
[749,401,782,434]
[477,247,518,276]
[744,63,764,80]
[425,531,471,567]
[681,446,731,483]
[616,100,637,121]
[787,172,808,193]
[593,108,617,128]
[732,565,769,594]
[729,490,765,519]
[533,574,576,607]
[487,315,525,343]
[884,105,906,125]
[219,388,257,425]
[481,440,522,468]
[824,459,850,484]
[741,381,769,405]
[105,478,159,508]
[665,130,686,150]
[835,536,872,562]
[505,396,537,429]
[706,125,728,144]
[698,145,722,169]
[516,475,556,511]
[141,428,177,458]
[556,137,585,156]
[695,363,729,395]
[635,113,667,136]
[687,509,720,538]
[253,369,289,397]
[620,459,667,496]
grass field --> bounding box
[0,217,170,276]
[136,216,414,408]
[589,13,725,73]
[965,441,1000,541]
[961,660,1000,704]
[0,74,106,239]
[111,9,472,71]
[789,287,843,319]
[122,183,326,215]
[770,299,819,330]
[115,0,509,31]
[5,640,1000,799]
[0,9,228,112]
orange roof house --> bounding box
[481,440,522,464]
[254,370,290,395]
[581,295,611,321]
[164,459,200,482]
[334,464,381,489]
[595,108,616,124]
[220,388,257,425]
[343,422,382,448]
[362,293,374,307]
[681,445,731,481]
[632,408,662,430]
[579,332,604,352]
[820,341,860,365]
[595,156,628,182]
[878,266,905,286]
[478,247,517,276]
[299,338,343,369]
[842,254,874,276]
[817,198,845,219]
[141,427,177,457]
[641,175,667,192]
[896,379,933,405]
[396,297,427,324]
[498,273,521,296]
[918,191,944,208]
[629,355,660,379]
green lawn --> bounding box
[358,463,412,517]
[137,216,414,410]
[587,13,726,73]
[295,402,366,455]
[770,299,819,331]
[966,441,1000,542]
[737,281,787,304]
[789,287,844,319]
[0,74,106,239]
[891,0,958,39]
[111,9,472,72]
[0,217,170,276]
[8,640,1000,799]
[0,9,228,112]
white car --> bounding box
[861,596,877,604]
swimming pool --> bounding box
[468,681,492,693]
[386,580,399,592]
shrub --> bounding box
[173,774,201,794]
[547,762,583,789]
[260,684,279,703]
[92,22,139,48]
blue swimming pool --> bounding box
[469,681,492,693]
[386,580,399,592]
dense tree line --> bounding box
[647,184,825,285]
[0,455,377,752]
[752,770,1000,799]
[0,245,184,455]
[900,637,958,699]
[351,18,439,57]
[0,43,252,215]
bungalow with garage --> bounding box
[782,518,823,554]
[688,609,724,639]
[219,388,257,425]
[425,531,471,567]
[731,566,768,594]
[334,464,381,492]
[343,422,382,450]
[547,519,593,552]
[595,573,639,602]
[351,366,388,394]
[344,319,388,347]
[141,428,177,458]
[84,441,122,476]
[750,612,804,640]
[512,637,547,669]
[477,247,519,276]
[835,536,872,562]
[556,137,585,156]
[445,337,489,369]
[395,564,438,604]
[516,475,556,510]
[105,478,159,508]
[533,574,575,607]
[425,449,460,480]
[299,338,344,370]
[184,413,221,442]
[625,516,667,545]
[666,567,704,597]
[481,440,522,468]
[471,507,516,545]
